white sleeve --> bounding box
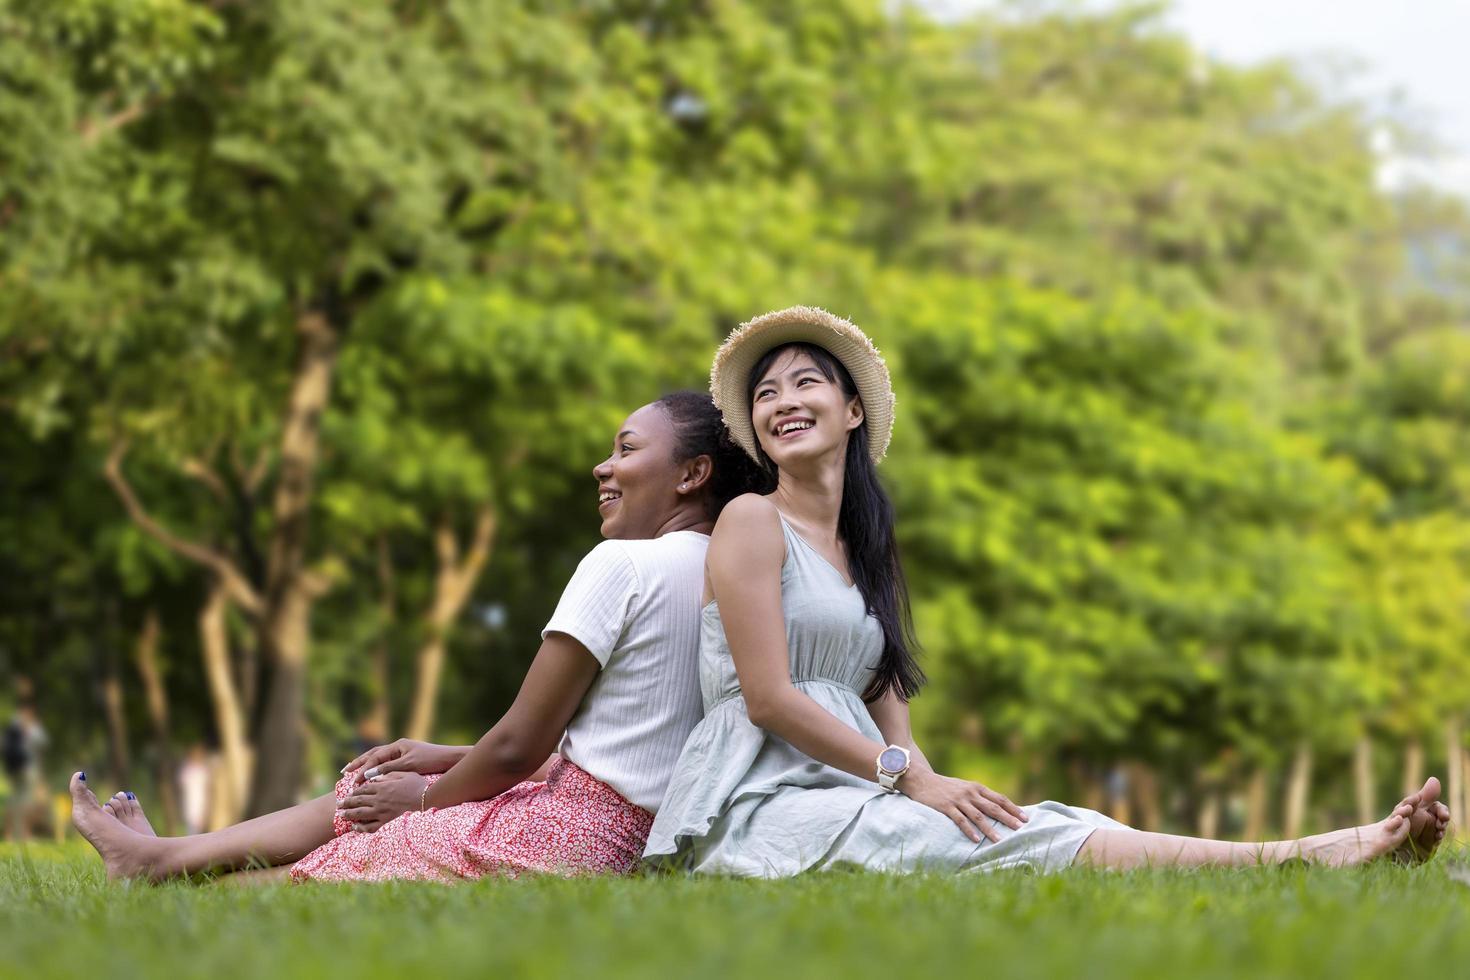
[541,541,641,667]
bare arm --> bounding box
[865,691,933,771]
[342,740,471,780]
[422,632,599,809]
[866,691,1027,839]
[711,496,895,783]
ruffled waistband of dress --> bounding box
[705,677,864,714]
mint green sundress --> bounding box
[644,513,1125,877]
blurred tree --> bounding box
[0,0,687,812]
[879,275,1374,826]
[2,0,1466,834]
[1314,330,1470,824]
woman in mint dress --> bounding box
[645,307,1448,876]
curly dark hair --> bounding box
[656,390,774,517]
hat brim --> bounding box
[710,306,894,465]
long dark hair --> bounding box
[657,390,773,517]
[745,343,924,702]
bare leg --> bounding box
[213,866,294,887]
[71,772,336,882]
[1081,781,1434,875]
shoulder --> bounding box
[611,532,708,576]
[710,494,784,562]
[569,539,641,591]
[581,537,636,567]
[714,493,781,533]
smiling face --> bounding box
[591,402,691,539]
[749,345,864,470]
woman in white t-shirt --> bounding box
[70,391,768,882]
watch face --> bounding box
[879,747,908,773]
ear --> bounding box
[845,395,865,433]
[677,454,714,494]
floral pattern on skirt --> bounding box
[290,757,654,883]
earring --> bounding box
[679,483,688,490]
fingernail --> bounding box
[127,792,137,800]
[79,771,87,781]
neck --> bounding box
[771,449,845,536]
[652,502,715,538]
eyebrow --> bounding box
[617,429,638,440]
[756,366,823,388]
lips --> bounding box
[773,416,815,439]
[598,489,622,510]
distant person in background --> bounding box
[177,745,212,836]
[3,702,47,843]
[69,391,767,883]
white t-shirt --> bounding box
[542,530,709,813]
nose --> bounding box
[592,456,613,480]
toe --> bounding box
[69,772,97,805]
[1422,776,1442,802]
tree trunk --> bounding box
[406,506,498,741]
[238,635,260,721]
[1403,739,1424,797]
[248,577,317,815]
[101,663,131,787]
[1353,734,1375,825]
[1446,717,1465,841]
[102,669,130,787]
[200,582,252,825]
[247,311,339,816]
[1066,760,1102,813]
[1105,766,1132,826]
[1461,730,1470,841]
[1128,763,1161,832]
[1197,789,1221,840]
[1243,767,1269,842]
[132,610,181,835]
[1283,741,1313,839]
[367,536,396,738]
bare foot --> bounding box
[69,772,157,881]
[1298,800,1414,868]
[103,791,156,837]
[1398,777,1450,864]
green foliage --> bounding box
[880,279,1372,770]
[1,0,1466,819]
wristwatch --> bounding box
[876,744,911,793]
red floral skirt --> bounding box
[290,757,654,882]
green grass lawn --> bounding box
[4,842,1469,979]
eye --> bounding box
[797,377,817,386]
[620,443,636,453]
[755,388,775,400]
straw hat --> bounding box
[710,306,894,464]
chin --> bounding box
[764,441,832,469]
